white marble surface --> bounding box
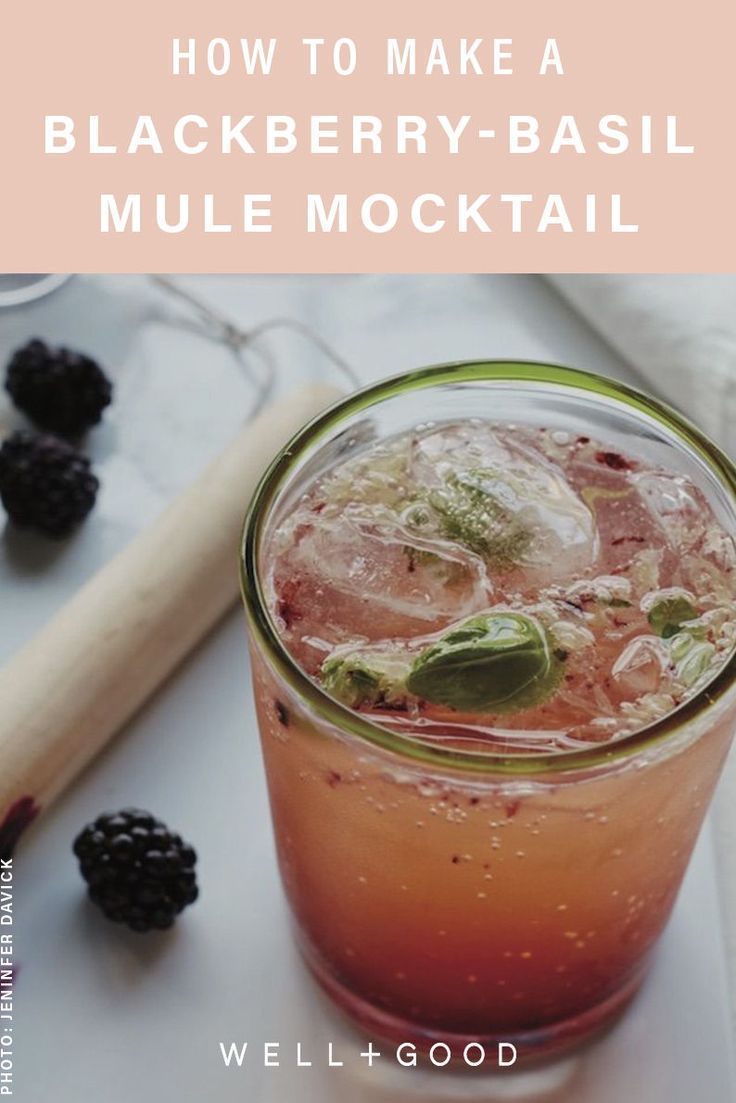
[2,275,734,1102]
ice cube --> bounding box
[612,635,669,697]
[476,462,598,584]
[270,511,493,661]
[409,421,513,487]
[701,524,736,571]
[411,425,598,586]
[633,471,703,551]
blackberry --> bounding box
[6,338,112,437]
[73,809,199,932]
[0,431,99,538]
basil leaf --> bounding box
[647,594,697,639]
[406,612,559,713]
[321,652,410,708]
[667,631,716,687]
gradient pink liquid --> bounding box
[252,420,736,1057]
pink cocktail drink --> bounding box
[242,363,736,1061]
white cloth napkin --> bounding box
[548,275,736,1028]
[548,276,736,453]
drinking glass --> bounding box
[241,362,736,1062]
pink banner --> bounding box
[2,0,733,271]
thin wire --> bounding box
[242,317,360,388]
[151,276,361,395]
[155,294,275,417]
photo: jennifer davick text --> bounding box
[0,859,13,1097]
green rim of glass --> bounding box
[241,361,736,777]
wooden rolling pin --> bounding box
[0,383,341,856]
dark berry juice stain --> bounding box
[326,770,342,788]
[611,535,645,546]
[0,796,40,859]
[595,450,631,471]
[275,700,290,727]
[276,581,303,629]
[276,600,295,628]
[505,798,521,820]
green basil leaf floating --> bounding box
[322,658,381,708]
[321,652,411,709]
[667,631,716,687]
[406,612,561,714]
[677,641,716,687]
[647,594,697,639]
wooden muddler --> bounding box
[0,383,341,854]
